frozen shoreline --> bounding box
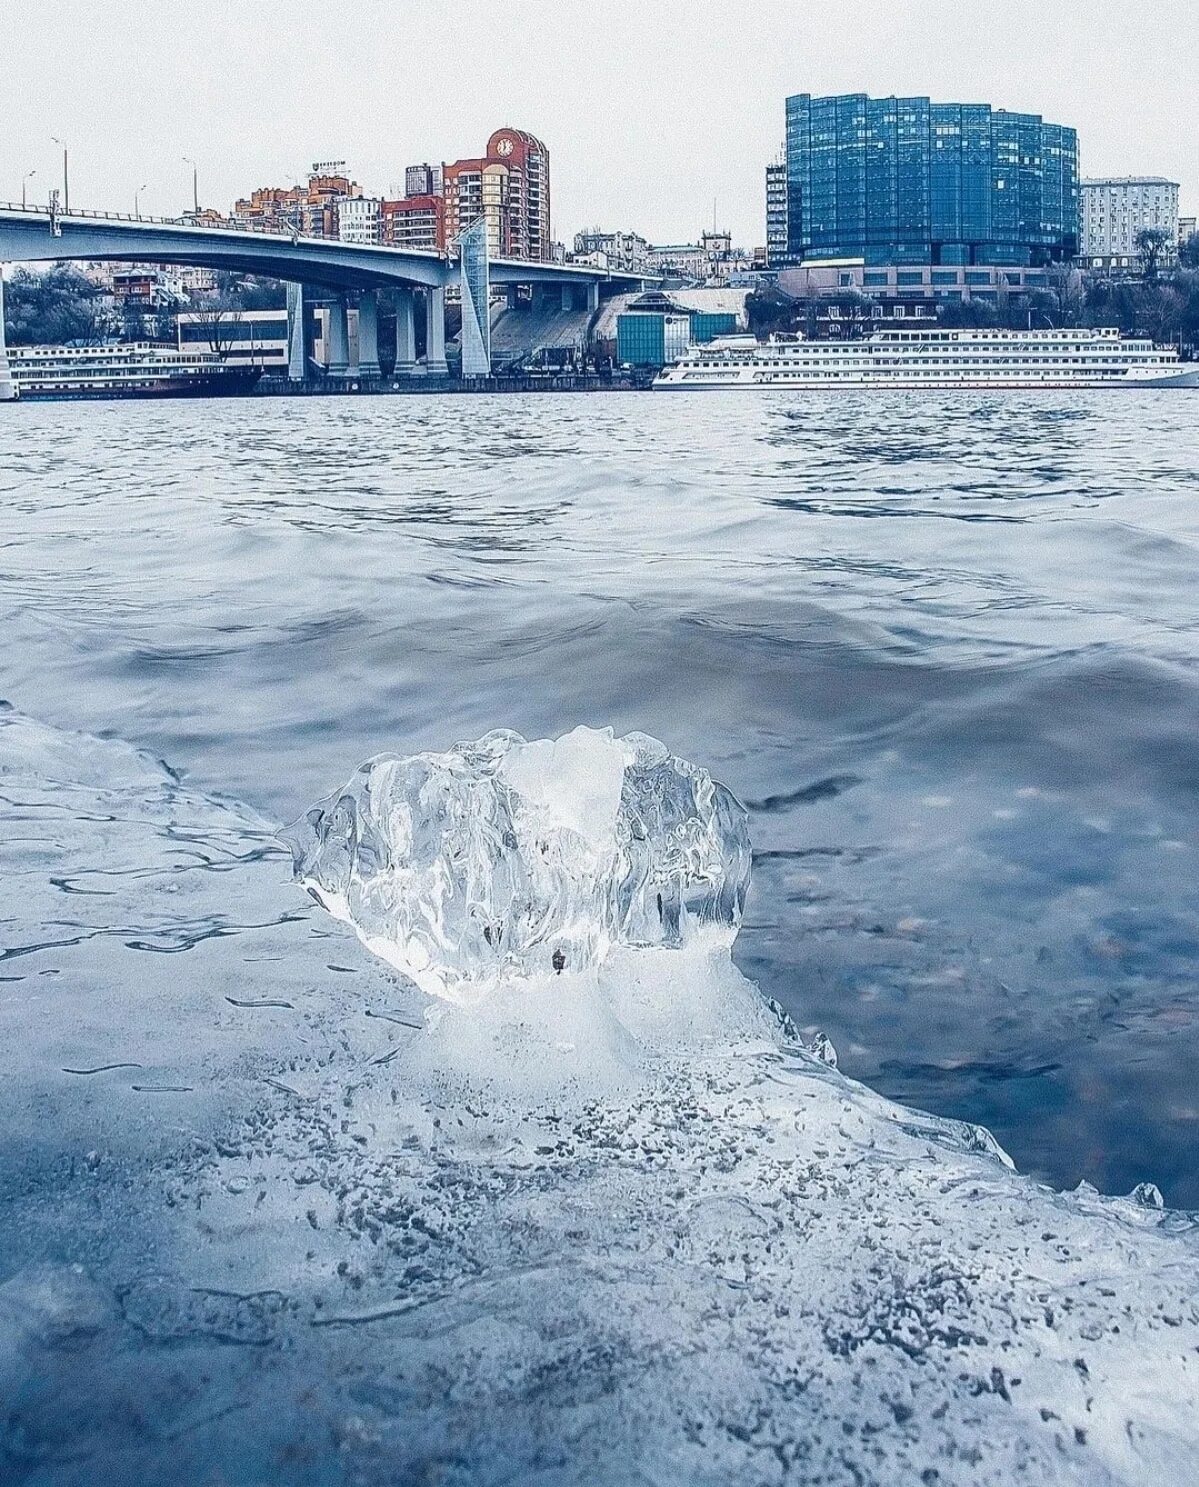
[2,706,1196,1485]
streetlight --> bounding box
[135,183,148,218]
[50,137,68,212]
[183,157,198,217]
[21,170,36,208]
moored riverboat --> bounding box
[653,326,1199,390]
[6,342,261,400]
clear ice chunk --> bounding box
[282,727,751,1002]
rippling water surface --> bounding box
[2,391,1198,1203]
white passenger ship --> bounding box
[7,342,261,400]
[653,327,1199,391]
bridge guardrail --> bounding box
[0,204,645,280]
[0,201,451,254]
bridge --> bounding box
[0,202,650,385]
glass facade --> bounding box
[457,216,491,377]
[180,321,288,342]
[690,312,738,343]
[617,315,666,367]
[785,93,1078,267]
[617,313,715,367]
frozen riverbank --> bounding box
[2,706,1197,1485]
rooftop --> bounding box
[1081,176,1180,188]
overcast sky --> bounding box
[3,0,1195,247]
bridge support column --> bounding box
[561,283,574,311]
[286,282,306,382]
[424,285,448,377]
[327,295,351,380]
[392,288,416,376]
[0,270,13,402]
[356,290,381,379]
[587,281,599,313]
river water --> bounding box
[2,390,1198,1205]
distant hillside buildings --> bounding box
[572,229,651,275]
[232,164,360,239]
[228,130,551,262]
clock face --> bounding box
[495,137,514,157]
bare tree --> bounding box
[1136,226,1171,282]
[190,305,244,360]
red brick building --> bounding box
[380,193,445,252]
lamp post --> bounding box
[135,183,148,218]
[21,170,36,208]
[50,137,68,212]
[183,157,198,218]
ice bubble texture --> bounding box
[282,726,751,1002]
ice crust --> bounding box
[3,705,1199,1487]
[282,726,751,1002]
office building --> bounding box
[380,194,446,251]
[443,128,551,261]
[405,163,443,198]
[766,157,788,266]
[780,259,1053,303]
[1081,177,1180,269]
[784,93,1079,267]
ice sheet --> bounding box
[1,705,1196,1486]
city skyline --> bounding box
[1,0,1195,249]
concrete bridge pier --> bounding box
[356,289,381,380]
[393,287,417,377]
[286,282,306,382]
[326,295,351,380]
[424,285,448,377]
[0,268,15,402]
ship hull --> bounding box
[654,370,1199,391]
[13,369,262,402]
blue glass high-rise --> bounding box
[784,93,1078,267]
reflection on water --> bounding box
[2,390,1198,1203]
